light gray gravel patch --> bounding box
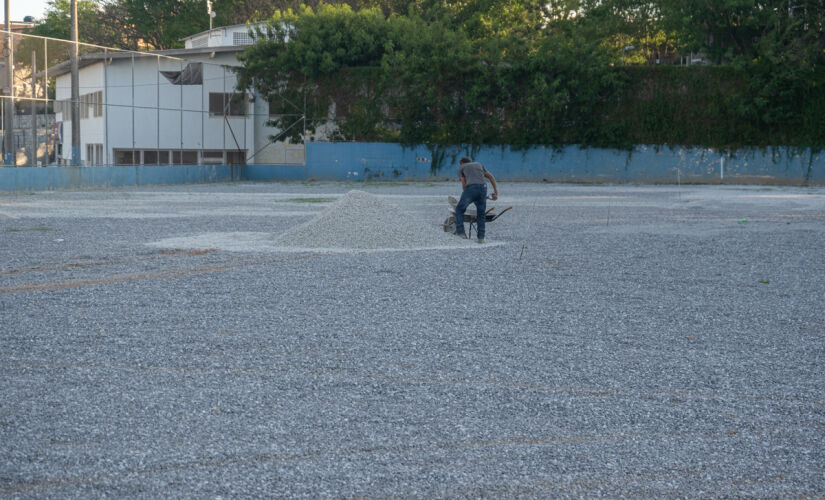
[1,181,824,498]
[271,190,470,250]
[147,190,504,253]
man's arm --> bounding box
[485,171,498,200]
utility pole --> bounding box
[207,0,215,31]
[3,0,14,165]
[31,50,36,166]
[70,0,81,165]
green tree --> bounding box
[29,0,206,51]
[118,0,209,49]
[659,0,824,64]
[233,1,824,151]
[30,0,138,49]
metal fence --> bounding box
[0,30,306,168]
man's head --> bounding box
[460,157,472,164]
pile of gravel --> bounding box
[272,190,475,251]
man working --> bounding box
[454,156,499,243]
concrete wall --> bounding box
[0,164,241,192]
[2,143,823,192]
[246,143,825,185]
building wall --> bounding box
[102,53,256,157]
[251,94,306,165]
[2,143,822,192]
[53,51,301,166]
[55,62,105,164]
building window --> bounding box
[77,92,103,120]
[233,32,254,46]
[85,143,103,165]
[80,94,89,119]
[57,95,101,120]
[201,150,224,164]
[226,151,246,165]
[112,149,245,166]
[94,91,103,117]
[114,149,137,165]
[209,92,247,116]
[172,150,198,164]
[143,150,158,165]
[55,99,69,117]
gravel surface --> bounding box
[1,181,824,498]
[271,190,478,250]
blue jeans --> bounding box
[455,184,487,239]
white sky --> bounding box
[3,0,51,23]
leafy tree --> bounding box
[21,0,825,150]
[380,13,479,144]
[433,0,550,40]
[30,0,139,49]
[244,4,390,76]
[118,0,210,49]
[659,0,824,64]
[31,0,212,50]
[236,2,626,148]
[236,4,396,141]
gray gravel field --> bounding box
[1,181,824,498]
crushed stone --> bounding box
[271,190,479,250]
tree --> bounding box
[30,0,134,48]
[658,0,824,64]
[118,0,210,49]
[30,0,203,51]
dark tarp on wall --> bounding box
[160,63,203,85]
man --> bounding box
[455,156,498,243]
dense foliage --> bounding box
[235,1,825,150]
[31,0,825,149]
[29,0,437,49]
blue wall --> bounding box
[2,143,823,192]
[249,143,824,185]
[0,164,242,192]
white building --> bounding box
[50,24,305,166]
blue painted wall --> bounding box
[249,143,824,185]
[0,164,241,192]
[2,143,823,192]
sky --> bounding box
[3,0,51,24]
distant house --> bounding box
[0,19,36,55]
[49,24,304,166]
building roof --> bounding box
[180,23,264,42]
[42,45,244,78]
[3,20,36,32]
[0,21,36,50]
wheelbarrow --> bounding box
[441,195,513,238]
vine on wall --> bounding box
[235,3,825,166]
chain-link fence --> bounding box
[1,29,306,167]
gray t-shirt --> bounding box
[458,162,487,186]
